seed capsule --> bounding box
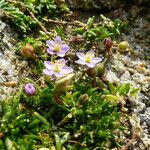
[21,44,37,59]
[118,41,129,52]
[104,38,112,51]
[33,41,44,54]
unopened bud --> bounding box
[96,63,105,77]
[24,83,36,96]
[104,38,112,51]
[118,41,129,52]
[79,94,89,104]
[60,4,70,12]
[55,73,74,92]
[86,68,96,77]
[21,44,37,59]
[33,41,44,54]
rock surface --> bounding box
[104,7,150,149]
[66,0,150,10]
[0,20,29,100]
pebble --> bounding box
[4,81,17,87]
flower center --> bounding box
[85,55,92,63]
[54,45,61,52]
[54,65,60,73]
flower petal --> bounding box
[55,36,62,43]
[44,61,53,70]
[57,51,66,57]
[92,57,102,64]
[43,69,54,76]
[47,48,55,55]
[86,50,95,57]
[75,59,86,65]
[46,40,55,47]
[61,66,73,74]
[58,58,66,64]
[61,44,70,52]
[88,50,95,53]
[53,72,64,78]
[86,62,96,68]
[76,52,85,60]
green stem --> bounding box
[24,134,40,140]
[33,112,50,128]
[57,108,76,126]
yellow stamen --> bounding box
[54,45,61,52]
[85,56,92,63]
[85,52,94,63]
[54,65,60,73]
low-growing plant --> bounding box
[0,0,36,32]
[0,72,139,149]
[0,0,69,33]
[73,15,127,46]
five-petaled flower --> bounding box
[24,83,36,95]
[43,59,73,78]
[75,50,102,68]
[46,36,69,57]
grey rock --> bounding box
[0,54,12,73]
[66,0,150,10]
[0,20,6,31]
[66,0,122,10]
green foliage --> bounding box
[0,78,134,149]
[22,83,55,108]
[108,82,139,96]
[73,15,127,44]
[59,85,122,149]
[0,90,51,149]
[0,0,36,33]
[23,0,58,16]
[0,0,69,33]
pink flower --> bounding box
[43,59,73,78]
[46,36,69,57]
[24,83,36,95]
[75,50,102,68]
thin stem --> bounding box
[43,18,86,27]
[29,11,50,35]
[68,140,86,147]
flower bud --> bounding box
[104,38,112,51]
[24,83,36,96]
[55,73,74,93]
[86,68,96,77]
[0,132,4,139]
[21,44,37,59]
[33,41,44,54]
[60,4,70,12]
[96,62,105,77]
[79,94,89,104]
[118,41,129,52]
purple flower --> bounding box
[46,36,69,57]
[75,50,102,68]
[24,83,36,95]
[43,59,73,78]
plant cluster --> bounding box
[0,74,138,150]
[0,35,139,149]
[0,2,137,149]
[73,15,127,44]
[0,0,69,33]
